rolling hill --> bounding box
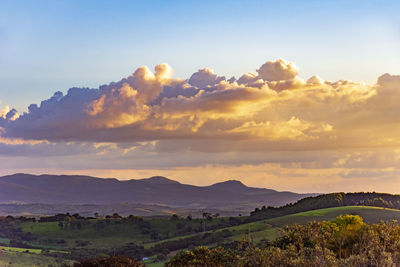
[142,206,400,256]
[249,191,400,221]
[220,206,400,247]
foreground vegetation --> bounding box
[167,215,400,266]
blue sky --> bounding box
[1,0,399,112]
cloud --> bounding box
[188,68,225,88]
[256,58,298,81]
[228,117,333,141]
[0,105,9,118]
[0,59,399,155]
[0,104,18,121]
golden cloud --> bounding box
[0,59,399,154]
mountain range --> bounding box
[0,173,316,208]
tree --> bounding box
[171,214,180,220]
[112,213,122,219]
[329,215,365,258]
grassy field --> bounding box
[142,219,279,250]
[145,261,167,267]
[21,220,142,249]
[0,238,10,245]
[265,206,400,227]
[223,220,278,244]
[0,246,42,254]
[0,250,74,267]
[19,216,231,251]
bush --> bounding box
[73,256,143,267]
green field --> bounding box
[0,250,74,267]
[266,206,400,227]
[19,217,229,251]
[0,237,10,245]
[0,245,43,254]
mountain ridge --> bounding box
[0,173,316,207]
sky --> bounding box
[0,0,400,193]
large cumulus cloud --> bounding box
[0,58,399,154]
[2,58,400,193]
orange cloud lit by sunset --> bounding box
[0,59,399,192]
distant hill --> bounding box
[0,174,314,208]
[208,180,277,195]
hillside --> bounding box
[0,174,314,209]
[165,207,400,266]
[250,191,400,220]
[144,206,400,254]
